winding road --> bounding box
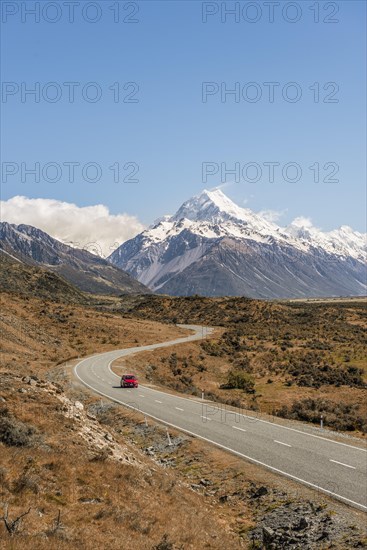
[74,325,367,512]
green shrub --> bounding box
[221,371,255,393]
[276,398,367,432]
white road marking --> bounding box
[74,362,367,512]
[104,338,366,454]
[232,426,247,433]
[82,338,367,460]
[175,407,184,411]
[155,400,163,404]
[200,416,212,422]
[139,394,145,397]
[274,440,292,448]
[330,459,356,470]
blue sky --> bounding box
[1,0,366,235]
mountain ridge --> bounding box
[108,189,366,298]
[0,222,150,296]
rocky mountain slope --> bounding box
[109,189,366,299]
[0,222,150,296]
[0,251,92,305]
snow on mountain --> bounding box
[108,189,367,298]
[144,190,293,246]
[284,218,367,262]
[173,188,281,234]
[134,189,366,260]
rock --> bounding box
[317,530,329,541]
[252,485,269,499]
[199,478,211,486]
[22,376,31,384]
[263,526,275,542]
[104,433,113,442]
[74,401,84,411]
[79,497,102,504]
[18,388,26,393]
[145,446,155,456]
[250,498,365,548]
[322,514,332,524]
[294,516,309,531]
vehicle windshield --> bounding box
[123,375,136,379]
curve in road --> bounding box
[74,325,367,512]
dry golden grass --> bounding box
[1,290,366,548]
[0,292,245,549]
[117,297,367,435]
[0,292,188,379]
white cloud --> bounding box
[290,216,315,229]
[0,196,145,257]
[259,208,287,223]
[210,181,234,192]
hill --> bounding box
[0,222,150,296]
[0,251,90,305]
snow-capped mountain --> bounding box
[108,189,367,299]
[284,219,367,262]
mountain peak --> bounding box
[200,187,229,202]
[108,188,367,298]
[202,187,241,210]
[173,188,250,224]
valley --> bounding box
[0,255,366,548]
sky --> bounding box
[1,0,366,253]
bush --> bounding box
[13,473,40,494]
[276,398,367,432]
[284,353,365,388]
[233,355,252,372]
[0,407,39,447]
[152,534,173,550]
[200,340,224,357]
[221,371,255,393]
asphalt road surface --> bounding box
[74,325,367,511]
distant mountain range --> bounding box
[0,222,149,296]
[2,191,366,299]
[109,189,367,299]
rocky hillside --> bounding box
[0,222,150,296]
[0,251,91,305]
